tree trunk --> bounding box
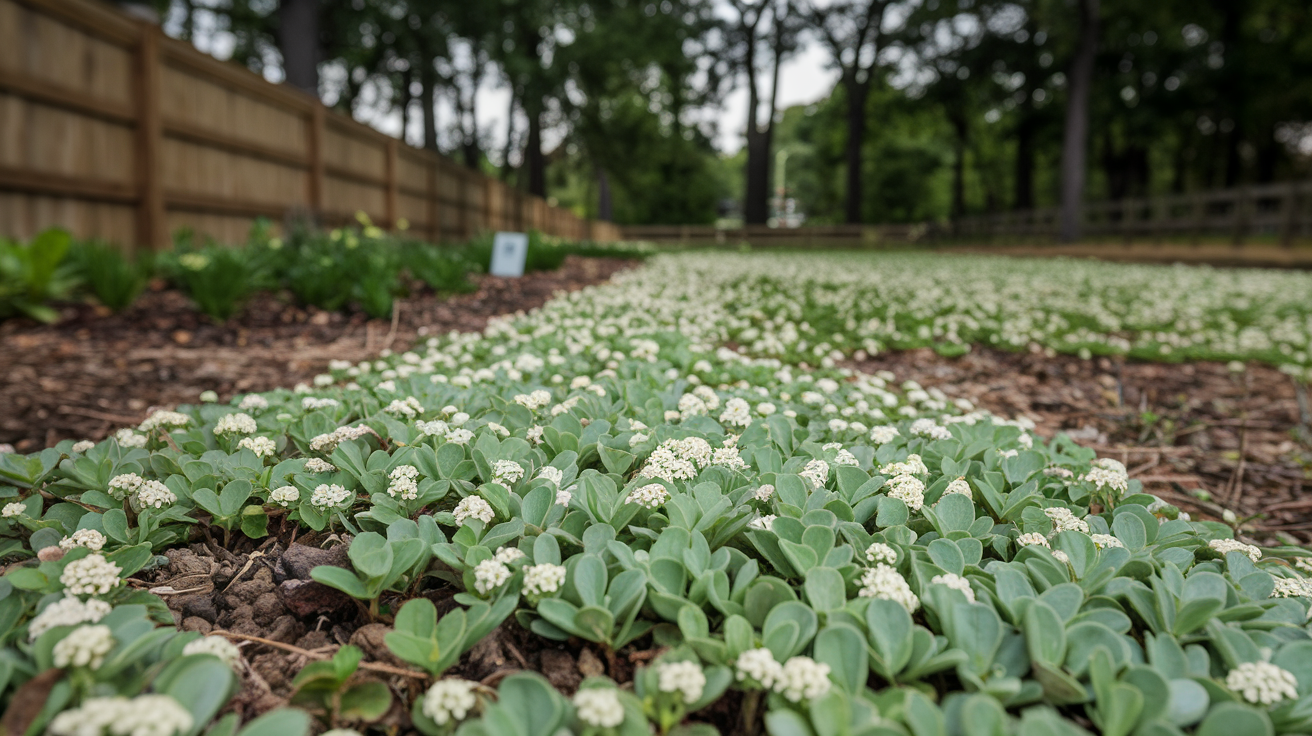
[279,0,319,97]
[420,59,438,151]
[1058,0,1099,242]
[744,129,771,224]
[951,113,967,220]
[499,90,517,183]
[597,167,613,221]
[844,78,869,224]
[1014,113,1034,210]
[398,67,413,144]
[525,105,546,198]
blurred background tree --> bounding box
[151,0,1312,227]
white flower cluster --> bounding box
[52,624,114,669]
[453,496,495,526]
[879,453,928,477]
[1270,577,1312,599]
[870,425,900,444]
[885,474,925,511]
[1091,534,1124,549]
[573,688,625,728]
[735,647,784,689]
[138,410,191,433]
[627,483,670,510]
[72,440,96,453]
[641,437,713,482]
[748,514,777,531]
[136,480,176,509]
[930,573,976,603]
[107,473,145,500]
[473,559,511,595]
[237,436,276,458]
[60,553,122,596]
[859,564,919,613]
[182,635,242,669]
[775,656,833,703]
[491,460,525,486]
[536,466,563,487]
[514,390,554,411]
[29,596,112,640]
[719,397,753,427]
[941,477,972,501]
[1226,661,1299,705]
[1016,532,1050,549]
[800,458,829,490]
[213,412,257,436]
[523,563,567,597]
[421,678,479,725]
[114,429,147,448]
[385,396,425,418]
[909,418,951,440]
[712,446,749,471]
[304,458,337,473]
[657,660,706,704]
[60,529,107,551]
[1044,507,1090,535]
[270,486,299,506]
[309,424,372,452]
[302,396,340,410]
[1082,458,1129,497]
[238,394,269,411]
[495,547,525,564]
[865,542,897,565]
[310,484,351,508]
[388,465,420,500]
[1210,538,1262,563]
[49,694,193,736]
[752,484,775,502]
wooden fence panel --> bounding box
[0,0,610,247]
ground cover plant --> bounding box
[1,252,1311,736]
[0,221,647,325]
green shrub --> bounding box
[0,228,81,322]
[67,241,151,312]
[400,242,478,293]
[162,244,255,322]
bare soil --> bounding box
[0,256,635,451]
[854,347,1312,539]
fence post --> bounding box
[1281,180,1299,248]
[427,158,440,244]
[1233,186,1250,247]
[134,22,165,250]
[307,105,325,222]
[385,138,398,229]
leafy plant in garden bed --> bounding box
[3,251,1312,736]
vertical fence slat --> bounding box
[134,21,164,249]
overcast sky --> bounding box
[168,3,842,158]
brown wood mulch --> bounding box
[0,256,635,451]
[854,347,1312,540]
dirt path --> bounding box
[854,347,1311,538]
[0,256,635,450]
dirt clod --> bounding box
[540,649,580,694]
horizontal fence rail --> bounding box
[0,0,618,248]
[621,182,1312,251]
[954,181,1312,245]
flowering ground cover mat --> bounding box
[2,252,1312,736]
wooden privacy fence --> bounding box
[622,182,1312,251]
[952,181,1312,245]
[618,223,930,247]
[0,0,618,249]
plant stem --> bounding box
[736,689,762,736]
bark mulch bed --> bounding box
[0,256,635,451]
[854,347,1312,540]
